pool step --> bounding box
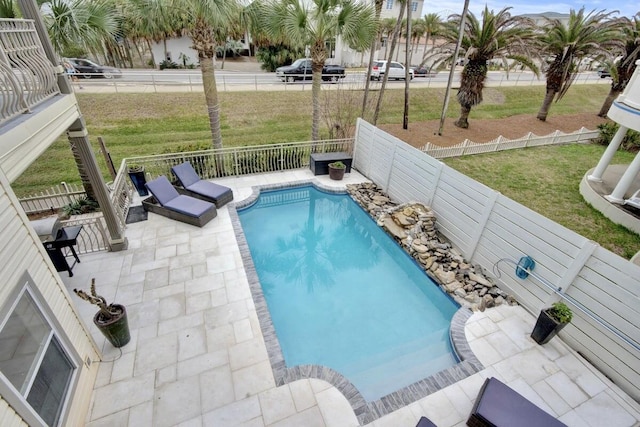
[343,328,456,400]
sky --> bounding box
[423,0,639,20]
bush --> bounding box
[595,122,640,152]
[159,60,180,70]
[63,197,99,216]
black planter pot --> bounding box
[128,169,148,196]
[531,308,568,345]
[94,304,130,348]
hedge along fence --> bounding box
[420,127,599,159]
[353,118,640,402]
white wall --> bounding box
[353,118,640,401]
[0,167,101,426]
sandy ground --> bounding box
[379,112,610,148]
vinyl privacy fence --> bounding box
[353,118,640,402]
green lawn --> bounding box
[13,84,639,258]
[443,144,639,259]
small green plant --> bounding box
[548,301,573,324]
[595,122,640,152]
[159,59,180,70]
[62,196,99,216]
[329,161,346,169]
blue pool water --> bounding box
[238,185,459,400]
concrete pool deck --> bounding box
[61,169,640,427]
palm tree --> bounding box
[0,0,18,18]
[130,0,240,150]
[418,13,443,69]
[372,0,405,125]
[361,0,383,117]
[598,13,640,117]
[259,0,376,141]
[411,18,425,55]
[441,6,539,128]
[536,8,624,121]
[44,0,120,62]
[379,18,396,59]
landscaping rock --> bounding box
[346,182,517,311]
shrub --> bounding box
[549,301,573,324]
[595,122,640,152]
[159,60,180,70]
[63,196,99,216]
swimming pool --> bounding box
[237,184,460,401]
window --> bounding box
[411,1,418,11]
[0,276,78,427]
[385,0,393,9]
[325,38,336,59]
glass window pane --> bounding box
[0,293,50,394]
[27,337,74,427]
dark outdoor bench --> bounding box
[310,152,352,175]
[467,377,566,427]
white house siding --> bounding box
[0,168,101,426]
[353,118,640,402]
[150,38,198,68]
[0,397,28,427]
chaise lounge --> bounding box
[142,175,217,227]
[467,377,566,427]
[171,161,234,208]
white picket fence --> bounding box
[19,182,86,215]
[353,118,640,402]
[420,127,600,159]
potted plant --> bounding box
[328,161,346,180]
[74,279,131,348]
[531,301,573,345]
[127,164,148,196]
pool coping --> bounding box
[229,180,484,425]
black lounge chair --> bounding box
[467,377,567,427]
[171,161,234,208]
[142,176,217,227]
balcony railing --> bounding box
[0,19,60,124]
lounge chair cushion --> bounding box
[171,161,233,208]
[144,176,217,227]
[467,377,566,427]
[172,161,201,187]
[416,416,437,427]
[186,179,232,200]
[145,176,180,206]
[164,195,216,218]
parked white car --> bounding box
[370,60,414,81]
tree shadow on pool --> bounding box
[257,193,381,294]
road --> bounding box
[74,69,612,93]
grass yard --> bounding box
[443,144,639,259]
[12,84,638,258]
[13,85,610,195]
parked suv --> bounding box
[370,60,413,81]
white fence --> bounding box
[353,118,640,402]
[421,128,600,159]
[19,182,86,214]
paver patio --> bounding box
[61,169,640,427]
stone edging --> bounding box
[229,180,483,425]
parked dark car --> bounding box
[276,58,346,83]
[67,58,122,79]
[597,68,611,78]
[411,65,437,77]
